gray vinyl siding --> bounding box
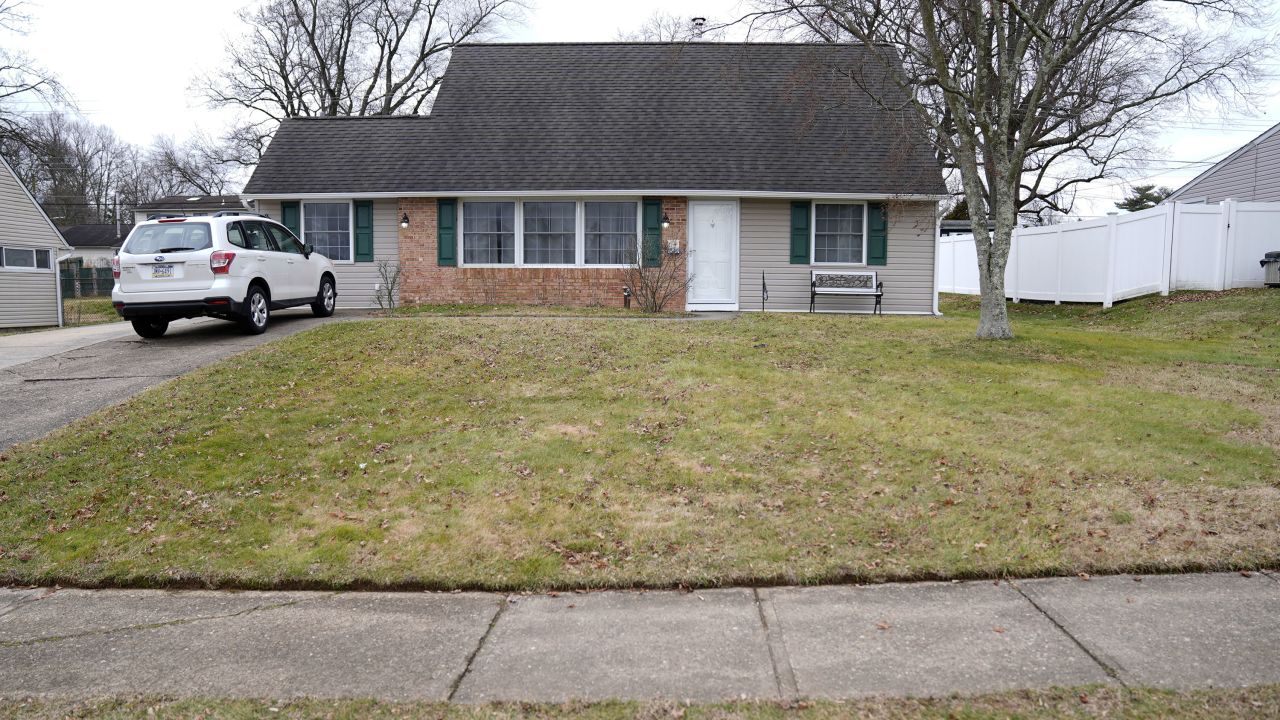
[1169,126,1280,203]
[0,157,65,328]
[256,199,399,308]
[739,199,938,314]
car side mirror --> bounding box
[303,243,315,258]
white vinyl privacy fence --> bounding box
[937,200,1280,306]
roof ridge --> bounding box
[283,115,428,121]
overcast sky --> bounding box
[10,0,1279,216]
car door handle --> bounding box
[257,256,267,262]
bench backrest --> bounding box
[811,270,878,293]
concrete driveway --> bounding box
[0,309,356,450]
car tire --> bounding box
[131,318,169,339]
[239,285,270,335]
[311,276,336,317]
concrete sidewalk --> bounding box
[1,571,1277,702]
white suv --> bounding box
[112,212,337,338]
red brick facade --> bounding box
[399,197,688,308]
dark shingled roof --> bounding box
[244,42,946,196]
[134,195,246,211]
[59,224,132,248]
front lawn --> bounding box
[0,291,1277,589]
[4,686,1279,719]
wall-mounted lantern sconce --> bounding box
[661,213,671,229]
[400,213,410,229]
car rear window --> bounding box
[124,223,213,254]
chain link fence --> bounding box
[59,266,115,298]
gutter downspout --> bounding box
[933,201,943,316]
[55,253,74,327]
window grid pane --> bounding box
[304,203,351,261]
[522,202,576,265]
[463,202,516,264]
[814,204,864,264]
[584,202,637,265]
[3,248,36,268]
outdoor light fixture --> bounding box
[400,213,410,229]
[661,213,671,229]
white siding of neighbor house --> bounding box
[738,199,939,314]
[255,199,399,308]
[64,247,119,266]
[1169,125,1280,203]
[0,156,67,328]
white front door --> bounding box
[687,201,738,309]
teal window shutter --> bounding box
[280,201,301,238]
[867,202,888,266]
[790,201,811,264]
[641,198,662,267]
[437,198,457,267]
[354,200,374,262]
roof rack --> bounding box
[210,210,265,218]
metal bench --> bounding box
[810,270,883,314]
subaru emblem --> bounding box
[154,256,164,262]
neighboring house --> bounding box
[132,194,246,224]
[60,223,132,266]
[0,153,70,328]
[242,42,947,312]
[1165,119,1280,203]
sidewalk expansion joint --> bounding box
[446,594,507,702]
[1009,582,1127,687]
[0,594,334,648]
[754,588,799,702]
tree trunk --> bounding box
[974,202,1016,340]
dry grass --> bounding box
[0,291,1277,590]
[4,686,1279,719]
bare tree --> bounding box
[617,11,728,41]
[623,252,693,313]
[199,0,521,162]
[0,0,69,144]
[148,134,237,196]
[374,260,402,315]
[9,113,241,225]
[748,0,1270,338]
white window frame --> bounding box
[811,200,869,267]
[300,199,355,265]
[457,197,642,269]
[0,246,54,273]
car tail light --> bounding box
[111,255,121,279]
[210,250,236,274]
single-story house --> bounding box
[59,223,132,266]
[0,153,70,328]
[132,194,246,225]
[242,42,947,312]
[1165,119,1280,203]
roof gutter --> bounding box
[241,190,950,202]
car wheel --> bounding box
[239,286,270,335]
[311,276,336,317]
[130,318,169,339]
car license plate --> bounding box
[151,264,175,278]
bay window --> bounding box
[584,202,638,265]
[522,202,576,265]
[457,199,640,267]
[463,201,516,264]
